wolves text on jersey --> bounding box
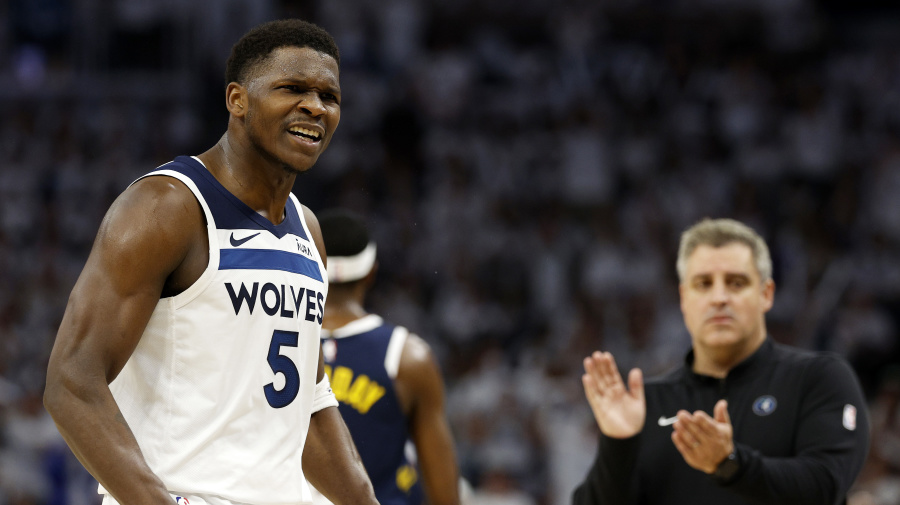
[225,282,324,323]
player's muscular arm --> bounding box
[303,208,377,505]
[44,176,204,505]
[304,349,377,505]
[397,334,461,505]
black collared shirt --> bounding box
[572,338,870,505]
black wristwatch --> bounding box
[713,448,741,484]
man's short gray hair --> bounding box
[676,218,772,284]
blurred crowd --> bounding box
[2,1,900,505]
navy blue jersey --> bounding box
[320,314,424,505]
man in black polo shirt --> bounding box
[573,218,869,505]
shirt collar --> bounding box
[321,314,383,339]
[682,337,773,382]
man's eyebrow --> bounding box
[280,75,340,88]
[689,271,752,280]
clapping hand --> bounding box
[671,399,734,474]
[582,351,646,439]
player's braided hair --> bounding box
[225,18,340,87]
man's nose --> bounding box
[298,93,326,116]
[710,280,730,304]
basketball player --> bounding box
[43,19,377,505]
[309,209,461,505]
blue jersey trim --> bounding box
[164,156,310,241]
[220,249,323,282]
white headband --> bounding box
[327,242,377,283]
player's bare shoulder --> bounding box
[398,333,445,392]
[400,333,435,367]
[302,205,327,264]
[97,174,207,294]
[392,331,450,427]
[112,175,204,235]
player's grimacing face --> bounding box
[241,46,341,173]
[679,243,774,353]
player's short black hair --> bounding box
[224,18,340,87]
[318,208,370,257]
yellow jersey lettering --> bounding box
[346,374,371,407]
[357,382,385,414]
[396,464,418,492]
[325,365,387,413]
[331,366,353,402]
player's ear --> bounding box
[761,278,775,313]
[226,82,247,118]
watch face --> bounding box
[714,452,740,482]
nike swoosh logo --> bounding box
[229,232,261,247]
[658,415,678,426]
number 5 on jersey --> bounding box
[264,330,300,408]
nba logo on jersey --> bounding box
[843,404,857,431]
[323,339,337,362]
[175,497,190,505]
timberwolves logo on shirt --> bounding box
[843,404,857,431]
[752,395,777,416]
[323,339,337,362]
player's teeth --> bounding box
[291,127,319,139]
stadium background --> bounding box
[1,0,900,504]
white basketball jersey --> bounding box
[100,156,328,505]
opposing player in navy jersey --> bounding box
[44,19,377,505]
[309,209,461,505]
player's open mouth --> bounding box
[288,126,322,142]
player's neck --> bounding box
[197,138,296,224]
[322,300,368,330]
[692,333,766,378]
